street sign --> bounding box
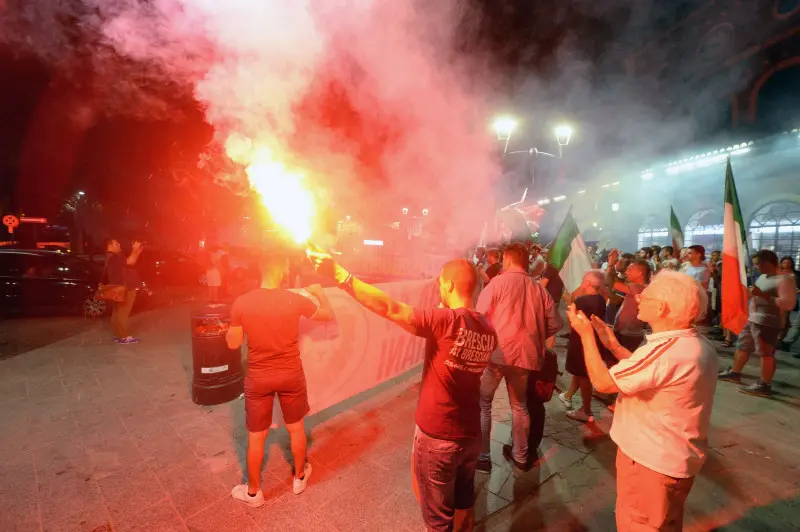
[21,217,47,224]
[3,215,19,234]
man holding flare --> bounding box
[308,249,497,532]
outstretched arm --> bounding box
[310,252,417,334]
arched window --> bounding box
[637,216,669,250]
[684,209,724,252]
[749,201,800,264]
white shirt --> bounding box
[609,328,718,478]
[683,264,710,289]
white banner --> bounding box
[268,280,440,425]
[338,254,450,280]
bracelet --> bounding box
[338,273,354,290]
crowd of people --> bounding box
[98,232,798,530]
[215,236,800,532]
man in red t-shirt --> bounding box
[225,253,334,507]
[308,252,497,531]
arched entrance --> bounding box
[637,216,669,250]
[684,209,724,252]
[748,201,800,263]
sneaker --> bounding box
[557,392,573,409]
[566,409,594,423]
[717,368,742,383]
[118,336,140,344]
[476,457,492,474]
[502,444,531,473]
[231,484,265,508]
[739,381,773,398]
[292,461,312,495]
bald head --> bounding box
[440,259,478,299]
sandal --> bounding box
[720,340,733,348]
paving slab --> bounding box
[1,305,799,531]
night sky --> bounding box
[0,0,794,244]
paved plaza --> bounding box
[1,300,799,531]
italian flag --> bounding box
[547,209,593,293]
[670,206,684,251]
[721,157,749,334]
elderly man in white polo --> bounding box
[566,270,718,531]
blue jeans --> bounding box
[479,362,531,464]
[413,426,480,532]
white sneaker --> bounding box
[566,409,594,423]
[231,484,265,508]
[292,462,312,495]
[557,392,573,409]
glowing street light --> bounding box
[421,208,429,216]
[77,191,86,196]
[493,116,518,154]
[402,207,409,215]
[554,124,573,158]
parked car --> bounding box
[136,248,205,287]
[0,250,152,317]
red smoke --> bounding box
[9,0,503,246]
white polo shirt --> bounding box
[609,328,718,478]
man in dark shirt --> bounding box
[308,251,497,532]
[479,248,503,286]
[225,253,334,507]
[105,239,143,344]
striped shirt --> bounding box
[609,328,719,478]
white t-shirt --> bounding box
[609,328,718,478]
[683,263,710,288]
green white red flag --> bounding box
[547,208,593,293]
[670,206,684,251]
[721,157,749,334]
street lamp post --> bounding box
[493,117,518,155]
[554,124,573,159]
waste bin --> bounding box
[190,305,244,406]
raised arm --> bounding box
[127,241,144,266]
[605,264,630,294]
[308,252,417,334]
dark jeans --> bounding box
[413,426,480,532]
[526,371,548,455]
[480,363,531,464]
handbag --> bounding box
[96,257,126,303]
[530,349,559,403]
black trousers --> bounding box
[525,370,549,455]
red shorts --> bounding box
[244,371,309,432]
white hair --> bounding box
[646,270,708,324]
[583,269,605,290]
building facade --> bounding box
[538,0,800,262]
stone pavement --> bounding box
[1,302,799,532]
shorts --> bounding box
[412,426,480,531]
[244,371,309,432]
[736,321,780,357]
[616,449,695,531]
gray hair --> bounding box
[583,269,605,290]
[646,270,708,324]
